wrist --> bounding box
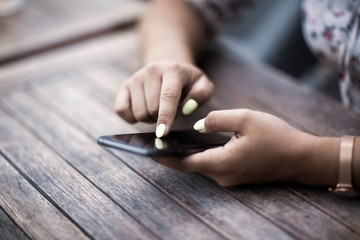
[145,46,195,64]
[296,134,340,186]
[144,43,195,64]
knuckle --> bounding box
[198,84,214,98]
[114,102,127,115]
[237,109,253,125]
[168,63,181,72]
[130,75,141,86]
[158,111,174,120]
[120,80,130,89]
[208,81,215,94]
[205,111,217,129]
[145,63,159,75]
[240,109,252,118]
[131,70,146,84]
[160,89,180,102]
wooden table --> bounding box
[0,0,145,64]
[1,2,360,240]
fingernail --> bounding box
[156,123,166,138]
[182,99,198,115]
[193,118,205,131]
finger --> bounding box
[156,72,183,137]
[114,83,136,123]
[130,77,154,123]
[152,146,226,173]
[144,69,161,120]
[202,109,253,133]
[182,75,214,115]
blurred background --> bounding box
[218,0,339,100]
[0,0,339,100]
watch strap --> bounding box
[329,136,360,197]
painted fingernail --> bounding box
[156,123,166,138]
[193,118,205,131]
[182,99,198,115]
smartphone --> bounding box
[97,130,230,156]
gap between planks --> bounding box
[0,103,160,240]
[62,64,360,239]
[25,68,360,239]
[1,93,228,239]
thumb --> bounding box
[194,109,250,133]
[181,75,214,116]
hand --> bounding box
[153,109,330,187]
[114,62,214,138]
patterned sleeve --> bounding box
[184,0,253,34]
[302,0,360,113]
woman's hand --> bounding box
[153,109,340,187]
[115,62,214,138]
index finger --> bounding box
[156,73,183,138]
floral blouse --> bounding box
[185,0,360,114]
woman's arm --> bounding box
[140,0,206,64]
[115,0,214,138]
[303,136,360,189]
[153,109,360,190]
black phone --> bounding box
[97,130,230,156]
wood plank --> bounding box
[0,105,157,240]
[0,30,359,239]
[63,50,360,236]
[0,0,146,63]
[197,51,360,235]
[3,91,228,239]
[199,51,360,136]
[0,150,87,240]
[0,205,29,240]
[0,30,140,89]
[286,186,360,233]
[12,77,294,239]
[82,68,360,238]
[30,66,360,239]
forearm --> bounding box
[139,0,206,64]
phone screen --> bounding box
[97,130,230,156]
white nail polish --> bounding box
[182,99,198,115]
[193,118,205,131]
[156,123,166,138]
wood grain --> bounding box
[83,65,360,238]
[0,140,88,240]
[0,104,157,240]
[199,50,360,136]
[3,91,227,239]
[75,59,360,234]
[31,73,292,239]
[0,30,140,89]
[28,64,360,239]
[0,0,146,63]
[1,29,360,239]
[0,205,29,240]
